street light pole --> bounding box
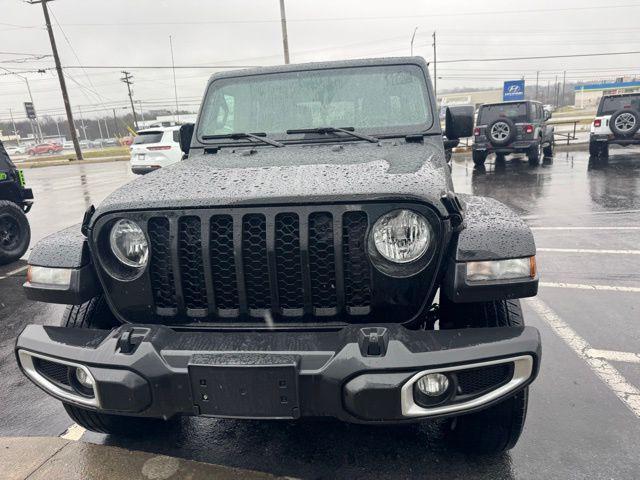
[9,108,19,145]
[169,35,180,123]
[410,27,418,56]
[279,0,290,64]
[28,0,83,160]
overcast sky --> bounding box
[2,0,640,120]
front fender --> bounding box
[442,194,538,302]
[25,224,100,304]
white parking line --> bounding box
[587,349,640,364]
[0,265,28,280]
[531,227,640,231]
[60,423,86,441]
[525,297,640,418]
[539,282,640,293]
[538,248,640,255]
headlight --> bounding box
[466,257,535,282]
[372,210,431,263]
[109,219,148,268]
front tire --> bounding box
[61,296,177,436]
[0,201,30,265]
[439,297,529,454]
[543,138,554,158]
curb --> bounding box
[0,437,286,480]
[15,156,130,169]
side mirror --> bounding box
[445,105,475,140]
[179,123,195,156]
[544,110,552,121]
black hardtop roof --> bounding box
[480,100,541,108]
[601,92,640,99]
[207,56,430,83]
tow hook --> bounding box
[358,327,389,357]
[117,327,149,354]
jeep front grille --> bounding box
[146,207,372,321]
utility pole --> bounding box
[561,70,566,107]
[120,71,139,130]
[432,31,437,101]
[410,27,418,56]
[169,35,180,122]
[279,0,290,64]
[28,0,83,160]
[535,71,539,101]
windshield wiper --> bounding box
[286,127,379,143]
[202,132,285,147]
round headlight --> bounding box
[109,219,149,268]
[372,210,431,263]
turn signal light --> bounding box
[473,127,480,136]
[594,119,602,127]
[524,125,534,134]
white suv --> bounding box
[590,93,640,159]
[130,126,183,174]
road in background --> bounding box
[1,148,639,479]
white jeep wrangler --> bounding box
[590,92,640,159]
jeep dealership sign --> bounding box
[503,80,525,101]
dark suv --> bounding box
[0,141,33,265]
[473,100,555,166]
[16,58,540,454]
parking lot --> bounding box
[0,147,638,479]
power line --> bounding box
[49,3,640,26]
[438,50,640,64]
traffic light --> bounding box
[24,102,37,120]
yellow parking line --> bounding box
[0,265,28,280]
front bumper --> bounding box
[16,323,541,423]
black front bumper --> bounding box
[16,323,541,423]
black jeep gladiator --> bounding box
[590,92,640,159]
[473,100,555,166]
[16,57,540,454]
[0,140,33,265]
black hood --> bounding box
[94,137,453,221]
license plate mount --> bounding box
[188,353,300,419]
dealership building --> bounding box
[574,80,640,109]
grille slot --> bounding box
[242,214,271,311]
[145,207,381,323]
[148,217,176,310]
[178,216,207,313]
[275,213,304,310]
[343,211,372,312]
[209,215,239,312]
[457,363,513,396]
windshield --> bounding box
[197,65,432,141]
[598,95,640,115]
[478,103,528,125]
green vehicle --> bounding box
[0,140,33,265]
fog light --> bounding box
[416,373,449,396]
[72,366,95,398]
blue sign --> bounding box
[503,80,525,101]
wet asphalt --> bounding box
[1,149,639,479]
